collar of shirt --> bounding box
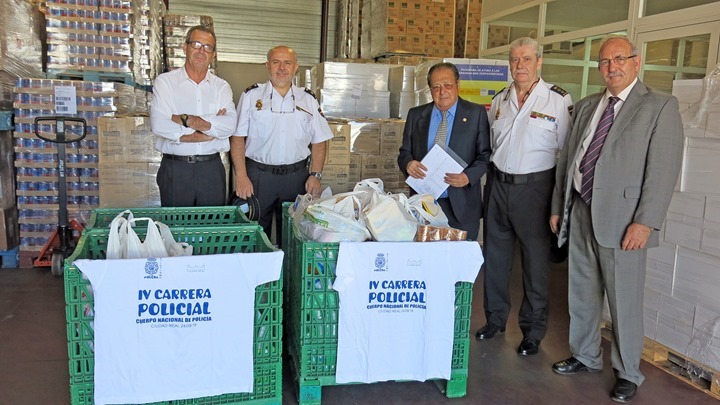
[181,66,211,84]
[602,77,637,110]
[432,100,458,121]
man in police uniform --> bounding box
[150,25,237,207]
[231,45,333,242]
[476,37,573,357]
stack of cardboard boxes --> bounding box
[361,0,456,59]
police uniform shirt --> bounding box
[488,78,573,174]
[150,67,237,155]
[234,82,334,165]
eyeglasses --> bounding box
[270,88,296,114]
[597,55,636,68]
[430,82,456,93]
[186,40,216,53]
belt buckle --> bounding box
[187,155,198,163]
[272,166,287,175]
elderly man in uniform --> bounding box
[475,37,573,358]
[150,25,236,207]
[398,62,491,240]
[232,45,333,242]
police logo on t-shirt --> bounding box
[374,253,388,272]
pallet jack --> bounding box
[33,116,87,276]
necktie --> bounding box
[579,96,620,205]
[435,110,448,146]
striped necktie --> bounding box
[579,96,620,205]
[434,110,448,146]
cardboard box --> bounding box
[349,153,363,185]
[380,120,405,154]
[322,164,352,194]
[350,121,381,154]
[98,116,160,164]
[0,130,15,207]
[362,154,383,179]
[0,206,19,250]
[325,122,351,165]
[99,162,161,208]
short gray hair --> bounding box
[598,35,638,58]
[509,37,541,59]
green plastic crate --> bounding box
[86,206,251,229]
[64,224,282,405]
[281,207,473,404]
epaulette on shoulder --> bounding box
[304,88,318,99]
[550,85,568,97]
[243,83,259,93]
[492,87,506,100]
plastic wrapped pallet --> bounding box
[44,0,165,86]
[12,78,150,257]
[0,0,44,109]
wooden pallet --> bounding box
[603,322,720,400]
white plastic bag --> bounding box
[105,211,192,259]
[291,192,371,242]
[362,191,418,242]
[407,194,450,226]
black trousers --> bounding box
[482,167,554,340]
[157,157,226,207]
[246,161,308,246]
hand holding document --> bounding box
[406,144,468,199]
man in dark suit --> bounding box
[550,36,684,403]
[398,62,491,240]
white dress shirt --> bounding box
[572,78,638,192]
[234,82,334,165]
[488,78,573,174]
[150,67,237,155]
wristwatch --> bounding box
[180,114,189,127]
[309,172,322,180]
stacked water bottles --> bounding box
[12,78,149,255]
[45,0,165,86]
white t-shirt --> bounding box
[74,251,283,405]
[332,242,483,384]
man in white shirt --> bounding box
[150,26,237,207]
[231,45,333,243]
[549,36,683,403]
[477,37,573,358]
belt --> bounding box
[163,153,220,163]
[494,166,555,185]
[246,158,308,175]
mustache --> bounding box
[606,71,623,77]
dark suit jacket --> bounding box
[552,80,684,248]
[397,97,491,227]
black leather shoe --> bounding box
[552,357,601,375]
[611,378,638,403]
[475,323,504,340]
[517,338,540,356]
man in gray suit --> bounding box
[549,36,683,403]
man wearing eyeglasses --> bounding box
[398,62,491,241]
[231,45,333,243]
[476,37,573,358]
[550,36,683,403]
[150,25,236,207]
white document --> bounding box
[54,86,77,115]
[405,144,466,199]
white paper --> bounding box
[405,144,465,199]
[351,83,363,99]
[54,86,77,115]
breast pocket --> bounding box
[528,117,558,148]
[248,109,273,139]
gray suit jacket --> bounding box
[551,81,683,248]
[398,97,491,225]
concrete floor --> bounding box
[0,260,717,405]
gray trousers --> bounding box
[568,192,646,386]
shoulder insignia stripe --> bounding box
[244,83,259,93]
[550,85,568,97]
[492,87,506,100]
[304,88,318,99]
